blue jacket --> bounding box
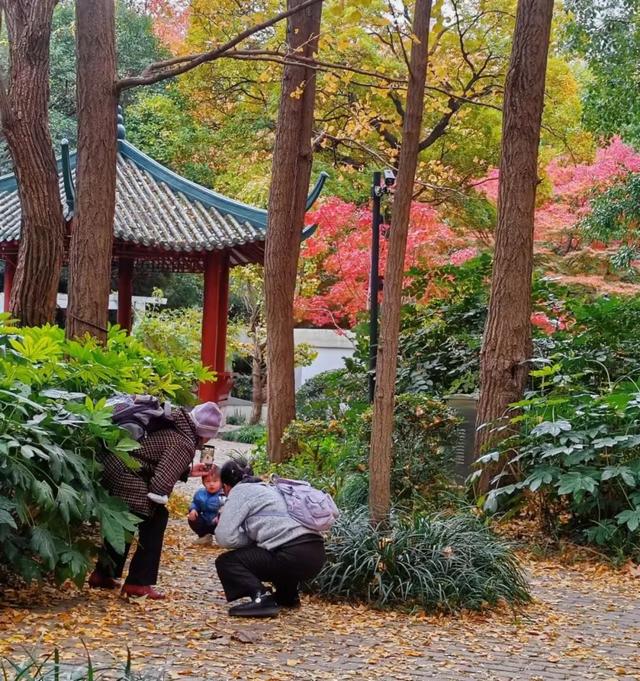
[190,488,223,525]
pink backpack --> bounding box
[272,476,339,532]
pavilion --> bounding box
[0,114,327,402]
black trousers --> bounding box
[215,535,326,605]
[188,515,217,537]
[95,506,169,586]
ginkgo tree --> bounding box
[167,0,587,204]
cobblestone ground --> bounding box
[1,439,639,680]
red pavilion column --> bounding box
[199,251,221,402]
[3,255,16,313]
[117,257,134,332]
[215,253,231,400]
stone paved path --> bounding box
[1,513,639,681]
[1,439,639,681]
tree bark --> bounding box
[250,350,265,426]
[250,307,266,425]
[475,0,555,495]
[66,0,117,341]
[264,0,323,463]
[0,1,65,326]
[368,0,432,525]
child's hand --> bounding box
[188,509,198,522]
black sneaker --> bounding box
[228,593,280,618]
[274,594,301,609]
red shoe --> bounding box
[88,571,120,590]
[121,584,166,600]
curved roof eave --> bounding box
[118,139,270,231]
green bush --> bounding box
[308,507,530,612]
[477,364,640,559]
[295,368,367,421]
[219,424,266,444]
[0,316,210,585]
[230,372,252,401]
[252,418,361,498]
[226,412,247,426]
[133,305,203,367]
[542,296,640,387]
[360,394,461,509]
[256,395,461,510]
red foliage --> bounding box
[481,137,640,244]
[295,197,463,327]
[147,0,190,51]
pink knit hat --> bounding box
[189,402,223,439]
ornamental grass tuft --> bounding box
[308,507,531,612]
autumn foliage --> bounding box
[482,137,640,245]
[294,138,640,330]
[295,198,469,327]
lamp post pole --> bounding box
[368,171,383,403]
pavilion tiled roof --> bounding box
[0,134,327,261]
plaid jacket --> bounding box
[101,408,199,516]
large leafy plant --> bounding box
[0,316,210,584]
[477,365,640,558]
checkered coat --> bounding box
[101,408,199,516]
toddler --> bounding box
[188,467,224,546]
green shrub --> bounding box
[477,364,640,559]
[226,412,247,426]
[256,395,461,510]
[308,507,530,612]
[296,368,367,421]
[0,316,210,585]
[335,472,369,508]
[230,372,252,401]
[252,418,361,498]
[360,394,461,508]
[219,424,266,444]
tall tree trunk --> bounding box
[66,0,117,341]
[0,1,65,326]
[475,0,554,495]
[368,0,432,525]
[264,0,323,462]
[250,335,265,425]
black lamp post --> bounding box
[368,169,395,403]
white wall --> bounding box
[0,293,165,313]
[294,328,355,390]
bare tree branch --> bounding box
[115,0,324,92]
[229,49,407,84]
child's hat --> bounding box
[190,402,223,439]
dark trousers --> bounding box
[215,536,326,605]
[188,515,217,537]
[95,506,169,586]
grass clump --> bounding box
[308,507,530,612]
[219,424,266,444]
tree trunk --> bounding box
[264,0,323,462]
[368,0,432,525]
[0,1,65,326]
[250,338,265,425]
[475,0,554,495]
[66,0,117,341]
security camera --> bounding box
[383,169,396,187]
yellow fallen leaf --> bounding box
[286,659,300,666]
